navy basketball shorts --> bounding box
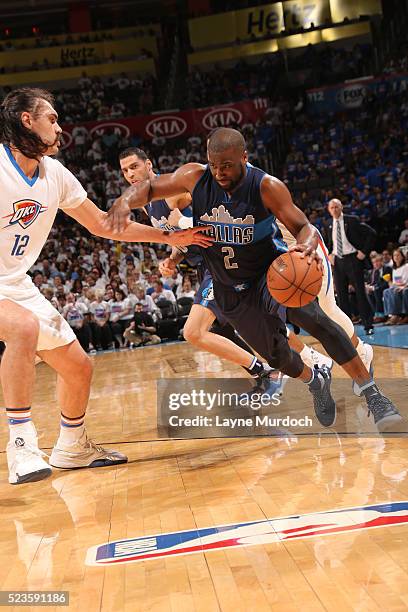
[194,268,227,325]
[213,272,291,367]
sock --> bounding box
[58,412,85,445]
[6,407,33,440]
[300,345,313,362]
[245,356,265,377]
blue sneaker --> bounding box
[308,366,337,427]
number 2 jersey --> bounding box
[192,164,287,287]
[0,144,87,284]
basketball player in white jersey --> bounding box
[0,87,211,485]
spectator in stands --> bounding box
[62,292,91,352]
[176,276,196,300]
[123,303,161,347]
[89,288,114,350]
[383,248,408,325]
[365,253,393,323]
[109,288,128,348]
[399,219,408,245]
[133,284,159,318]
[151,280,176,305]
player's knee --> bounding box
[14,313,40,347]
[77,352,93,382]
[183,321,201,346]
[266,334,292,370]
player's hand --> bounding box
[356,250,366,260]
[168,208,183,227]
[289,243,323,272]
[159,258,176,277]
[165,226,213,248]
[105,197,132,233]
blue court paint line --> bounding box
[294,322,408,350]
[355,324,408,350]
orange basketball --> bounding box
[267,251,323,308]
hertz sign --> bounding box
[189,0,381,50]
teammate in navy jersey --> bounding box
[108,128,400,428]
[119,147,278,380]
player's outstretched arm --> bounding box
[65,199,213,248]
[261,176,322,270]
[106,163,205,233]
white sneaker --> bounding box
[303,347,333,371]
[49,429,128,470]
[353,343,374,397]
[7,425,52,485]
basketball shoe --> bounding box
[308,366,336,427]
[7,422,52,485]
[49,429,128,469]
[362,383,402,431]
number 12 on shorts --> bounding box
[222,246,238,269]
[11,234,30,256]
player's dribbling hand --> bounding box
[105,197,132,233]
[159,258,176,277]
[289,243,323,273]
[166,227,213,248]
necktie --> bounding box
[336,220,343,258]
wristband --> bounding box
[178,215,193,229]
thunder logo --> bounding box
[2,199,47,230]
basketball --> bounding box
[267,251,323,308]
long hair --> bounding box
[0,87,55,159]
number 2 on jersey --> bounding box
[11,234,30,256]
[222,246,238,269]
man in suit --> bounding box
[365,253,393,322]
[327,199,376,334]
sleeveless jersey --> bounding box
[145,199,202,267]
[0,144,87,284]
[192,164,287,287]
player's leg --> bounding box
[183,304,268,376]
[287,300,401,427]
[185,271,270,377]
[213,278,337,427]
[0,299,39,407]
[317,263,374,393]
[0,299,51,485]
[287,329,333,370]
[37,339,127,469]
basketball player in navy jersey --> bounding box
[108,128,400,428]
[119,147,278,381]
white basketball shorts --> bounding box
[0,275,75,351]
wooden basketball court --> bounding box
[1,338,407,611]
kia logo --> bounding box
[59,130,73,150]
[90,122,130,138]
[145,115,187,139]
[202,107,243,131]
